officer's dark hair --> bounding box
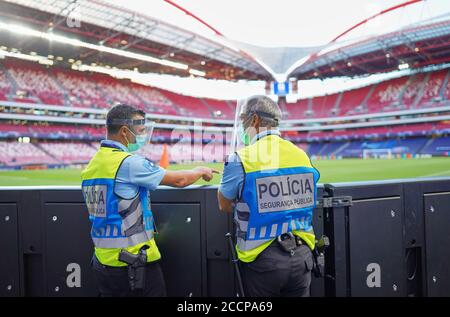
[244,95,281,128]
[106,104,145,134]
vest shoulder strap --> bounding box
[236,135,313,173]
[81,147,131,180]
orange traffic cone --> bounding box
[159,143,170,169]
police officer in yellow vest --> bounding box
[81,104,218,297]
[218,95,320,297]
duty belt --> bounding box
[270,232,303,256]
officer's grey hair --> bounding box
[241,95,281,127]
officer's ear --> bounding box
[252,113,260,129]
[119,125,129,141]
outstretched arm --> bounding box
[160,166,219,188]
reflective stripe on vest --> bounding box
[81,146,155,249]
[235,134,320,252]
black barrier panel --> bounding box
[423,190,450,297]
[41,190,96,296]
[348,197,404,296]
[424,193,450,296]
[204,189,235,297]
[39,187,214,297]
[44,203,97,296]
[2,178,450,297]
[310,188,325,297]
[152,203,202,297]
[151,187,220,297]
[325,182,406,297]
[0,203,20,297]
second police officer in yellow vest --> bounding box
[218,95,320,297]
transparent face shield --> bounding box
[230,97,281,169]
[107,118,155,151]
[230,98,279,154]
[144,120,155,144]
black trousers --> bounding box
[241,243,314,297]
[92,255,167,297]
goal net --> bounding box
[362,148,393,159]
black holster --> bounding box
[118,245,149,291]
[277,232,298,256]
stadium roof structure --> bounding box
[291,16,450,80]
[0,0,449,83]
[0,0,273,80]
[161,0,450,81]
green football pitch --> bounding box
[0,157,449,186]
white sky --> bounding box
[106,0,450,100]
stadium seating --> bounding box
[305,137,439,158]
[417,69,447,107]
[202,98,235,119]
[285,98,310,119]
[339,86,371,115]
[420,136,450,155]
[1,58,448,121]
[402,73,426,109]
[0,67,12,101]
[0,123,29,134]
[0,133,448,167]
[445,74,450,101]
[0,58,449,167]
[39,142,97,164]
[311,93,340,117]
[4,59,65,105]
[132,85,179,115]
[283,122,450,143]
[159,89,212,118]
[0,141,59,166]
[0,123,105,138]
[54,69,110,109]
[366,76,409,112]
[285,69,450,119]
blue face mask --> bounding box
[126,128,148,152]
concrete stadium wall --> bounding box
[0,179,449,297]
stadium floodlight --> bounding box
[0,20,189,71]
[38,59,54,66]
[398,62,410,70]
[188,68,206,77]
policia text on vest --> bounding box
[81,137,217,296]
[220,132,320,297]
[81,144,162,296]
[256,173,315,213]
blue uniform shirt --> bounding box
[219,130,280,200]
[100,140,165,199]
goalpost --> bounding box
[362,148,393,159]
